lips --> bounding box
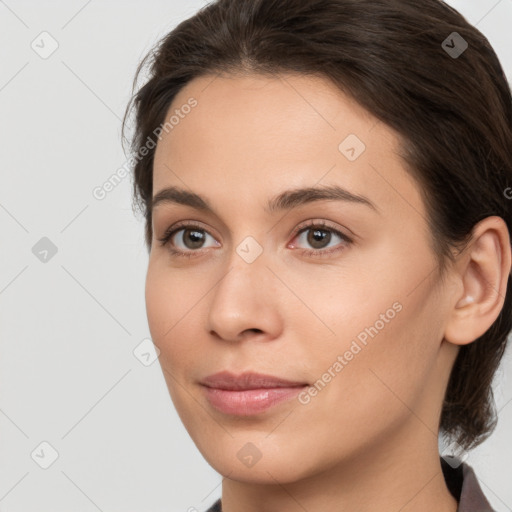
[201,371,308,390]
[200,371,309,416]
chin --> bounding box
[208,456,307,485]
[193,433,324,485]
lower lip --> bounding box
[202,385,307,416]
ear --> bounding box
[444,216,512,346]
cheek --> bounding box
[288,305,436,472]
[145,265,171,342]
[145,263,191,355]
[297,259,440,412]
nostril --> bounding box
[245,328,263,335]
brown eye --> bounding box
[306,227,332,249]
[178,228,207,249]
[290,221,353,258]
[157,222,220,258]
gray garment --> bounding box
[442,457,495,512]
[205,457,495,511]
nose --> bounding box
[206,253,283,343]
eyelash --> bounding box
[157,220,353,259]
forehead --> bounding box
[155,72,376,165]
[152,72,425,222]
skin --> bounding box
[146,72,511,512]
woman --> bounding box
[123,1,512,510]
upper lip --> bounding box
[201,371,308,390]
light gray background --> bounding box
[0,1,511,511]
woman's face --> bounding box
[146,72,459,483]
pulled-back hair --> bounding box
[123,0,512,451]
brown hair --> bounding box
[123,0,512,451]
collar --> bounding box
[441,456,495,511]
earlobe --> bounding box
[443,216,511,347]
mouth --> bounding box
[200,371,309,416]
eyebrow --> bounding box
[151,184,379,215]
